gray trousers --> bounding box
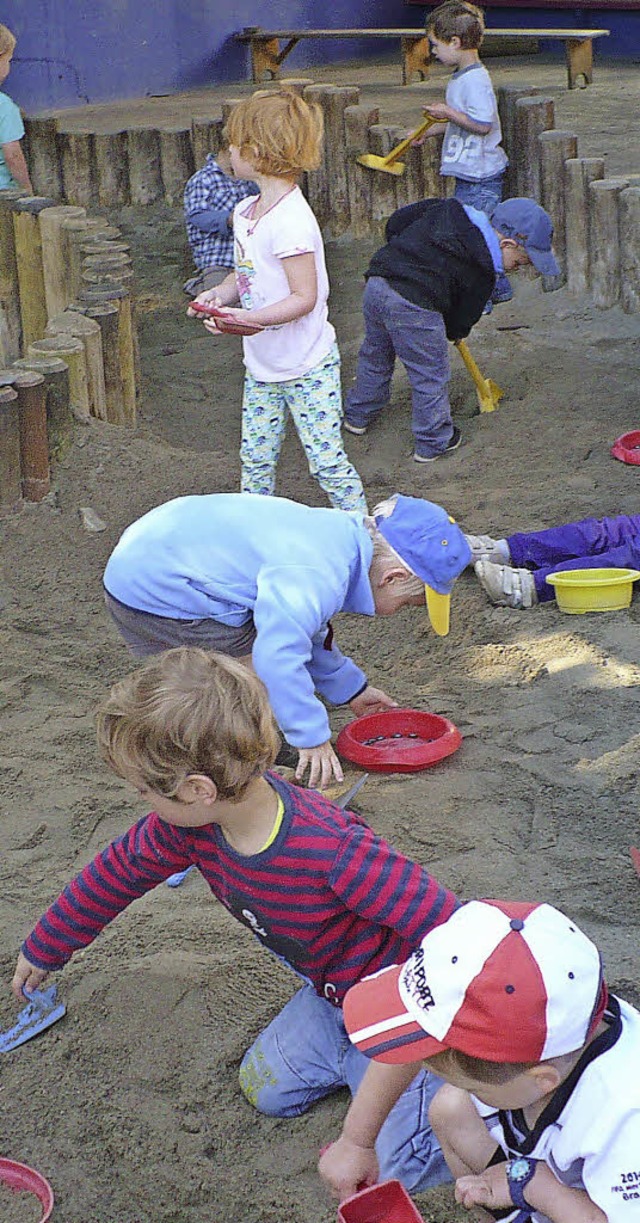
[346,277,453,458]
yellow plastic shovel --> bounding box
[455,340,504,413]
[356,115,439,177]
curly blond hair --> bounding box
[96,648,279,801]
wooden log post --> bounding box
[83,302,124,424]
[564,158,605,296]
[94,131,130,206]
[159,127,195,206]
[11,355,71,460]
[514,96,555,201]
[367,126,398,234]
[0,189,26,365]
[12,197,58,351]
[496,84,542,199]
[302,85,337,231]
[59,216,107,305]
[46,311,107,420]
[29,334,89,417]
[318,85,359,237]
[538,130,578,279]
[420,134,444,199]
[39,204,86,320]
[14,371,50,501]
[344,105,379,239]
[23,117,62,199]
[588,177,630,309]
[127,128,164,205]
[619,187,640,315]
[74,286,136,425]
[191,116,224,168]
[0,385,21,509]
[58,130,96,207]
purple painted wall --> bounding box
[3,0,419,113]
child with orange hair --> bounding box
[189,89,366,513]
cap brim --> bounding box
[528,246,560,277]
[343,963,447,1064]
[425,586,450,636]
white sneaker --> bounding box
[343,420,367,436]
[464,534,511,564]
[474,560,537,609]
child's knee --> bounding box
[428,1082,471,1137]
[238,1045,287,1116]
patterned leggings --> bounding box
[241,343,367,512]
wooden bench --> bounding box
[235,25,609,90]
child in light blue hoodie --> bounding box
[103,491,471,788]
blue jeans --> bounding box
[346,278,453,459]
[238,983,451,1192]
[508,514,640,602]
[454,172,505,217]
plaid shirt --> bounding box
[184,154,257,270]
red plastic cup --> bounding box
[338,1179,425,1223]
[0,1158,54,1222]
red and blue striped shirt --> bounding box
[23,772,458,1005]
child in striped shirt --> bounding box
[11,647,459,1194]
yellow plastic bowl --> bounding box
[545,567,640,613]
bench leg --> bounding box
[401,35,431,85]
[566,38,593,89]
[250,37,284,82]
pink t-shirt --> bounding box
[233,185,336,382]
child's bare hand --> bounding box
[12,952,48,1001]
[318,1137,379,1201]
[296,741,344,789]
[455,1165,512,1213]
[349,685,398,718]
[424,102,451,122]
[186,290,222,318]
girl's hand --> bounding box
[12,952,49,1001]
[349,685,398,717]
[186,290,222,318]
[296,740,344,789]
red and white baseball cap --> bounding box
[343,900,607,1065]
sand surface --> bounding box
[1,53,639,1223]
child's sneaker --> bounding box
[492,273,514,304]
[414,426,461,463]
[343,420,367,436]
[474,560,537,609]
[464,534,511,564]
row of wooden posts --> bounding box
[0,191,139,511]
[25,79,640,312]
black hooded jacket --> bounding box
[365,197,496,341]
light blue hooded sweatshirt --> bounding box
[104,494,375,748]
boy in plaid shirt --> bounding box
[183,150,256,295]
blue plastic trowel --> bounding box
[0,985,66,1052]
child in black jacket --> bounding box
[344,196,559,462]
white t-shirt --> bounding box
[475,997,640,1223]
[440,63,507,182]
[232,185,336,382]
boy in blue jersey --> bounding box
[103,491,471,788]
[0,24,33,193]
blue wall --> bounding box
[3,0,635,114]
[3,0,419,113]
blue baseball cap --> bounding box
[490,198,560,277]
[375,495,471,636]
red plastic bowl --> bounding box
[611,430,640,465]
[338,1179,425,1223]
[336,708,461,773]
[0,1158,54,1222]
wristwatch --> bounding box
[506,1157,538,1211]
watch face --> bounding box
[510,1158,532,1182]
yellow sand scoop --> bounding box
[455,340,504,413]
[356,115,439,177]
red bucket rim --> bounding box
[0,1157,54,1221]
[611,430,640,465]
[336,707,461,773]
